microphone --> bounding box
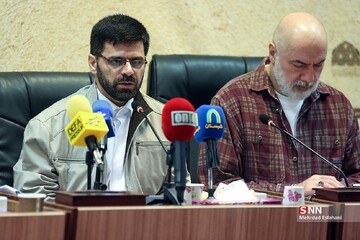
[194,105,225,197]
[92,100,115,138]
[131,101,168,154]
[92,100,114,190]
[259,114,349,187]
[65,95,109,166]
[162,98,197,203]
[194,105,225,144]
[92,99,115,159]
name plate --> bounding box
[313,187,360,202]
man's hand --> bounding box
[297,174,344,196]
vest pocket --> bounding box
[135,141,171,155]
[53,158,87,191]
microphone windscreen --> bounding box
[92,100,115,138]
[194,105,225,142]
[66,95,92,119]
[65,96,108,146]
[259,114,271,125]
[162,98,197,142]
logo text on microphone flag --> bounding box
[65,112,108,146]
[171,111,197,126]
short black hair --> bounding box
[90,14,150,56]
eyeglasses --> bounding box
[99,54,147,69]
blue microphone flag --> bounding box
[194,105,225,142]
[92,100,115,138]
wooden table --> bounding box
[313,188,360,240]
[0,195,67,240]
[0,191,335,240]
[51,203,332,240]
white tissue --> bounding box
[0,185,21,195]
[214,180,258,203]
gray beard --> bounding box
[273,58,319,100]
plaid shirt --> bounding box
[198,57,360,192]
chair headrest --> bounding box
[147,54,264,109]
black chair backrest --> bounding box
[0,72,94,186]
[147,54,264,182]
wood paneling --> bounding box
[0,199,66,240]
[71,205,331,240]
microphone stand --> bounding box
[268,120,349,187]
[85,151,94,190]
[163,143,180,205]
[84,135,107,190]
[134,105,180,205]
[206,139,219,198]
[174,141,187,204]
[93,143,107,190]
